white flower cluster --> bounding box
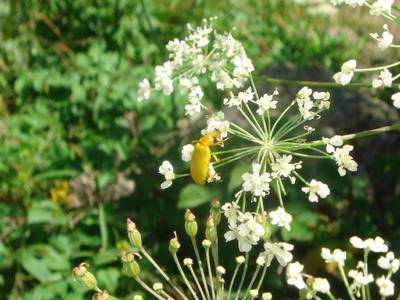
[201,111,230,139]
[158,161,175,189]
[286,261,331,297]
[222,203,265,252]
[331,0,395,16]
[333,59,357,86]
[295,87,331,120]
[323,135,358,176]
[242,163,272,197]
[137,18,254,115]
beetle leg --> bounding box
[211,152,220,162]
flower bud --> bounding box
[153,282,163,292]
[133,296,143,300]
[73,263,98,290]
[202,239,211,248]
[262,292,272,300]
[250,289,259,297]
[236,256,245,264]
[183,258,193,266]
[127,218,142,249]
[184,209,198,237]
[169,232,181,254]
[121,251,140,277]
[256,256,265,266]
[92,291,112,300]
[210,198,221,225]
[205,216,217,243]
[216,266,226,275]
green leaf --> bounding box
[27,201,67,225]
[177,184,212,209]
[227,163,248,193]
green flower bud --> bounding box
[169,232,181,254]
[127,218,142,248]
[184,209,198,237]
[121,251,140,277]
[210,198,221,225]
[205,216,217,243]
[256,213,271,241]
[73,262,98,290]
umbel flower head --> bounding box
[136,17,400,254]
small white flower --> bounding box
[376,276,394,297]
[159,160,175,189]
[153,282,163,291]
[344,0,366,6]
[312,278,330,294]
[324,135,343,153]
[178,77,199,93]
[264,241,294,267]
[296,87,315,119]
[321,248,346,266]
[370,24,393,50]
[236,256,245,264]
[391,92,400,109]
[137,79,151,101]
[271,155,300,181]
[350,236,366,249]
[348,269,374,286]
[183,258,193,266]
[224,87,254,107]
[242,164,272,197]
[378,252,400,273]
[222,202,240,227]
[302,179,330,202]
[332,145,358,176]
[269,207,292,231]
[256,89,279,115]
[256,256,266,266]
[313,91,331,110]
[286,262,306,289]
[365,237,388,253]
[154,63,174,95]
[224,212,265,252]
[333,59,356,85]
[201,112,230,138]
[372,68,392,88]
[206,164,221,183]
[181,144,194,162]
[370,0,394,16]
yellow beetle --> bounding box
[190,131,221,185]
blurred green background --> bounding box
[0,0,399,299]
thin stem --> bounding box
[363,250,372,300]
[271,101,296,137]
[238,106,265,140]
[205,246,215,299]
[255,76,371,88]
[327,292,338,300]
[191,238,211,300]
[227,263,241,299]
[187,264,207,300]
[135,276,166,300]
[243,264,261,299]
[141,248,189,300]
[303,123,400,149]
[255,263,268,291]
[234,253,249,300]
[338,264,356,300]
[355,60,400,72]
[249,74,270,135]
[172,254,200,300]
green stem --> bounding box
[191,238,211,300]
[338,264,356,300]
[172,254,200,300]
[254,76,371,88]
[205,246,216,299]
[303,123,400,149]
[227,263,242,300]
[98,202,108,252]
[135,276,166,300]
[234,253,249,300]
